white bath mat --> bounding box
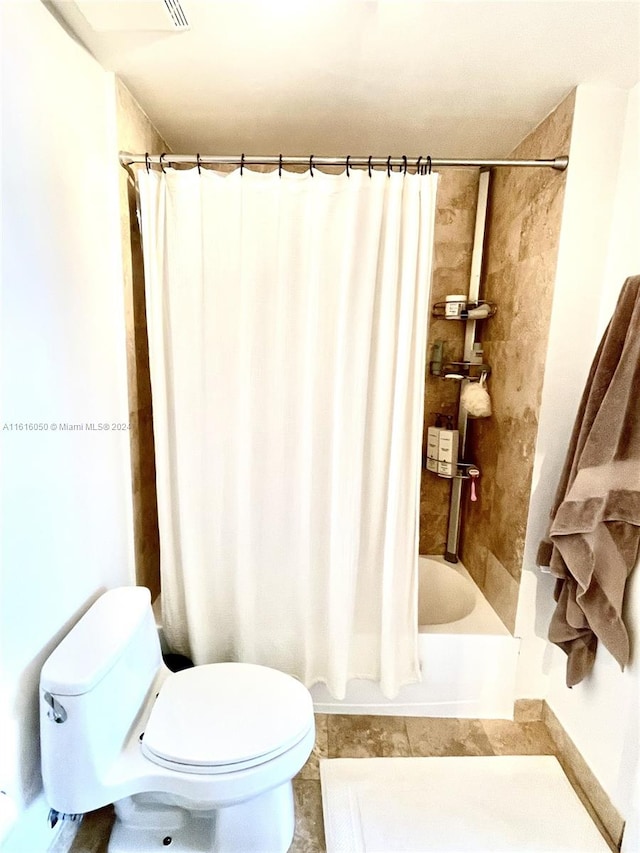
[320,756,609,852]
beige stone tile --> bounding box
[419,478,452,556]
[435,168,479,210]
[483,342,542,423]
[290,778,326,853]
[556,760,619,853]
[405,717,494,757]
[430,266,472,303]
[327,714,411,758]
[457,91,574,614]
[297,714,329,780]
[485,204,525,267]
[117,80,168,597]
[544,704,624,848]
[513,699,544,722]
[434,217,476,253]
[69,807,114,853]
[483,551,519,633]
[518,179,566,264]
[461,539,487,589]
[487,449,533,577]
[514,89,575,162]
[481,720,555,755]
[481,264,518,342]
[433,240,475,273]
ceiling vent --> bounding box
[162,0,189,30]
[73,0,190,32]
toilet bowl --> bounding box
[39,587,315,852]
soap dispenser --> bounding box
[426,414,443,473]
[437,416,459,478]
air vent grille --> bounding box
[163,0,189,30]
[72,1,190,33]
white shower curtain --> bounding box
[137,165,437,699]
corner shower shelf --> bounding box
[431,300,497,320]
[439,361,491,381]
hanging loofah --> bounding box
[460,373,492,417]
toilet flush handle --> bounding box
[43,691,67,724]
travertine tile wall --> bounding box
[116,79,169,599]
[460,90,576,632]
[419,170,479,554]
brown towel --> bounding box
[537,275,640,686]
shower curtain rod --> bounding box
[119,152,569,172]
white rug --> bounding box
[320,756,609,852]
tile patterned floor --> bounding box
[69,714,592,853]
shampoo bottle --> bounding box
[426,414,443,473]
[437,416,459,478]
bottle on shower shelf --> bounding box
[437,416,459,478]
[426,413,444,473]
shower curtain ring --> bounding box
[145,152,151,173]
[240,153,245,176]
[416,156,422,175]
[310,155,314,177]
[196,153,202,175]
[159,153,167,173]
[402,155,408,175]
[346,155,351,178]
[426,155,432,175]
[368,156,373,178]
[387,156,391,177]
[279,154,283,177]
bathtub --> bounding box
[309,556,520,719]
[154,556,520,720]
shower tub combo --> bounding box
[310,556,519,718]
[155,556,519,720]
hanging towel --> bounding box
[537,275,640,686]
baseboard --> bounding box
[542,701,625,850]
[514,700,625,850]
[513,698,545,722]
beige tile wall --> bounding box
[116,79,170,599]
[460,90,576,631]
[420,170,479,554]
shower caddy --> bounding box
[427,170,494,563]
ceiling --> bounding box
[50,0,640,158]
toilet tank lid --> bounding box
[40,587,152,696]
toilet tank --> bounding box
[40,587,162,814]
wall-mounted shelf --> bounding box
[435,361,491,381]
[431,300,497,320]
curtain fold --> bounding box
[138,166,437,699]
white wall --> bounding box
[0,0,134,843]
[516,83,640,838]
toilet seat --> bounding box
[141,662,314,775]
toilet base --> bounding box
[108,782,295,853]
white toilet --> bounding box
[39,587,315,852]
